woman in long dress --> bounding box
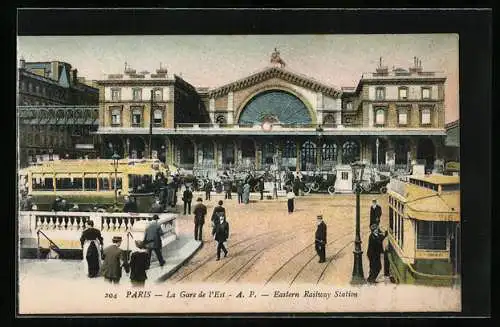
[80,220,104,278]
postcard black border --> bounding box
[10,7,492,322]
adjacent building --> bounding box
[17,60,99,167]
[92,51,449,178]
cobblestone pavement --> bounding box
[169,191,388,285]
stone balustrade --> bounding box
[19,211,178,250]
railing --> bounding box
[36,229,62,258]
[175,123,362,129]
[21,211,177,234]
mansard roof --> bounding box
[208,67,341,98]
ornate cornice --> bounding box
[208,67,341,98]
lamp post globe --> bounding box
[350,162,366,284]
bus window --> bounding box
[99,177,110,191]
[128,174,142,189]
[84,177,97,191]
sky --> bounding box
[17,34,459,122]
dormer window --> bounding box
[398,87,408,100]
[375,87,385,100]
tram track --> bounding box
[171,224,310,283]
[264,220,371,286]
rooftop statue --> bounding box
[270,48,286,68]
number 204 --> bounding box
[105,293,117,299]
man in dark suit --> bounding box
[204,179,212,201]
[370,199,382,226]
[367,224,388,284]
[236,181,243,204]
[211,200,226,235]
[259,177,265,200]
[214,215,229,261]
[143,215,166,268]
[101,236,124,284]
[315,215,327,263]
[193,197,207,241]
[183,187,193,215]
[51,196,63,212]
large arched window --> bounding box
[201,142,214,160]
[342,140,360,164]
[179,139,194,164]
[239,90,312,125]
[322,143,337,161]
[282,140,297,170]
[301,141,317,171]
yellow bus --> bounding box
[386,175,460,286]
[22,159,175,209]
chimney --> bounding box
[375,56,388,75]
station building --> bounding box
[95,51,448,177]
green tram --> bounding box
[387,175,460,286]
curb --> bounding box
[155,240,203,282]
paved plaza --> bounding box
[169,191,389,285]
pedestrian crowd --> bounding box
[78,214,167,286]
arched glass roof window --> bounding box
[238,90,312,125]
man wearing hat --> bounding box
[101,236,125,284]
[315,215,327,263]
[367,224,388,284]
[193,197,207,241]
[143,215,166,269]
[370,199,382,226]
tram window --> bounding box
[32,177,53,190]
[84,178,97,191]
[128,174,142,188]
[417,221,447,250]
[99,177,110,191]
[442,184,460,192]
[72,178,83,190]
[111,177,122,189]
[56,178,73,190]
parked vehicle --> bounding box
[309,172,337,195]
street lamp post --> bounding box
[111,152,121,205]
[350,162,366,284]
[126,138,130,159]
[376,138,380,169]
